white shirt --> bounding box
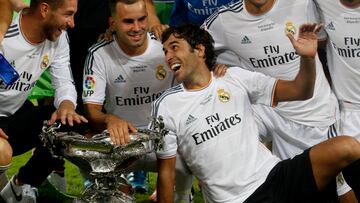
[0,14,77,116]
[203,0,338,127]
[83,33,174,128]
[153,68,280,203]
[315,0,360,108]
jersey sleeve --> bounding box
[151,98,178,159]
[82,44,107,105]
[50,32,77,108]
[228,67,277,106]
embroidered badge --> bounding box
[218,88,230,103]
[285,22,296,36]
[156,65,166,80]
[40,54,49,69]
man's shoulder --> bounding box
[4,17,20,40]
[154,85,184,105]
[203,0,245,30]
[87,39,115,56]
[148,32,163,48]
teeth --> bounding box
[171,64,181,71]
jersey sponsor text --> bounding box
[332,37,360,58]
[192,113,241,145]
[115,87,163,106]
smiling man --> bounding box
[82,0,194,201]
[0,0,88,202]
[154,23,360,203]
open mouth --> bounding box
[171,64,181,72]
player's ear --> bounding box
[195,44,205,58]
[39,2,51,19]
[109,17,115,27]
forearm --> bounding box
[145,0,161,29]
[293,56,316,99]
[84,105,107,131]
[84,104,113,131]
[157,158,176,203]
[275,56,316,103]
[10,0,28,12]
[0,0,13,43]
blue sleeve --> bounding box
[169,0,188,26]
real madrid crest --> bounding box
[217,88,230,103]
[285,22,296,36]
[156,64,166,80]
[40,54,49,69]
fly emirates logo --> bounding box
[192,113,242,145]
[249,45,299,68]
[332,37,360,58]
[0,71,36,91]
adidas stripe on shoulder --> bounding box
[4,24,19,38]
[84,40,113,75]
[151,85,183,118]
[203,0,244,29]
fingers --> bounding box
[286,32,296,46]
[108,125,129,145]
[48,111,58,125]
[213,64,228,77]
[314,24,323,34]
[63,112,74,126]
[298,23,322,35]
[150,24,169,40]
[98,27,115,41]
[67,113,89,126]
[97,33,105,41]
[107,119,137,145]
[109,128,126,145]
[49,109,88,126]
[0,128,8,139]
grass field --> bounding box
[7,151,204,203]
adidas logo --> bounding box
[326,22,335,31]
[241,36,251,44]
[114,74,126,83]
[185,114,197,125]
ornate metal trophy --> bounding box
[39,117,168,203]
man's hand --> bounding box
[0,128,8,139]
[10,0,29,12]
[287,23,322,58]
[213,64,228,78]
[48,100,88,126]
[150,23,169,40]
[104,114,137,145]
[97,26,115,42]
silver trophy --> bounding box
[39,117,168,203]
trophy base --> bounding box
[73,174,135,203]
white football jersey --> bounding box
[83,33,174,128]
[203,0,338,127]
[315,0,360,107]
[153,68,280,203]
[0,14,77,116]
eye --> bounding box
[171,45,178,51]
[123,19,134,24]
[138,16,147,22]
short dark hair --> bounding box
[109,0,143,16]
[161,24,216,71]
[30,0,65,10]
